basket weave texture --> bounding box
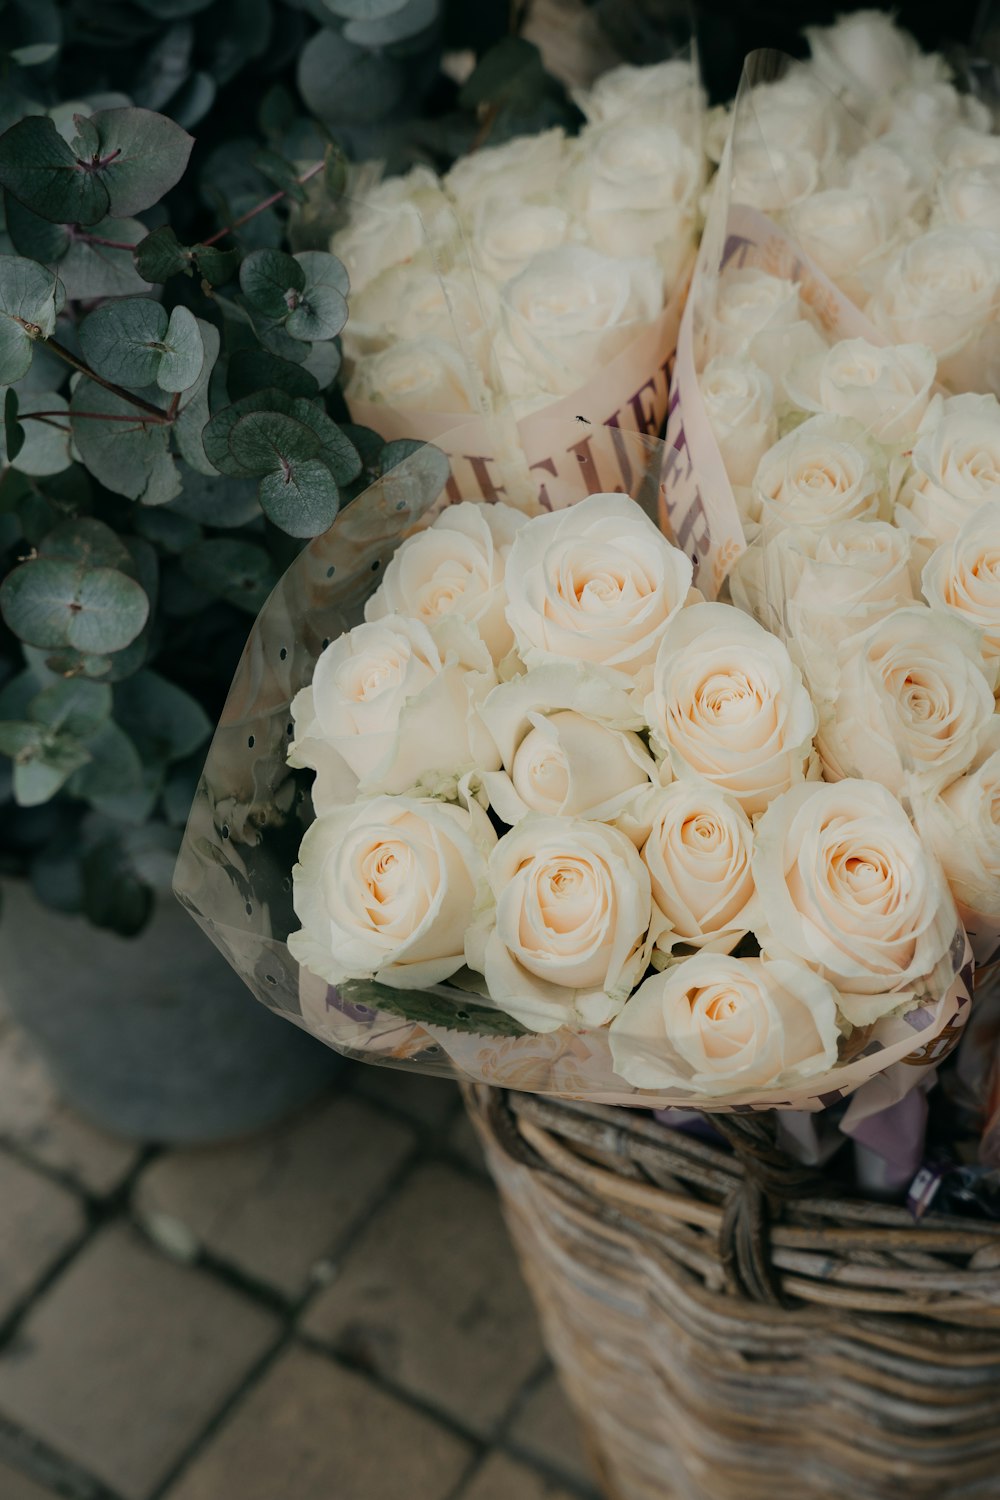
[464,1085,1000,1500]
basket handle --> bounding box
[709,1112,828,1306]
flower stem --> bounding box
[43,337,170,422]
[199,159,326,248]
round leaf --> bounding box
[323,0,411,17]
[228,409,322,474]
[297,29,405,125]
[4,196,71,263]
[3,390,71,476]
[157,305,204,393]
[89,107,195,218]
[0,116,109,225]
[202,388,296,477]
[287,398,362,485]
[1,559,149,653]
[40,517,134,571]
[79,298,169,388]
[240,249,305,319]
[70,379,179,506]
[227,348,319,403]
[259,458,339,537]
[0,256,63,385]
[181,539,276,613]
[343,0,438,45]
[114,669,211,762]
[285,254,348,342]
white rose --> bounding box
[645,602,818,817]
[920,736,1000,961]
[478,663,658,831]
[738,71,842,167]
[921,501,1000,662]
[805,12,934,100]
[499,245,662,397]
[466,815,653,1032]
[289,794,495,989]
[445,128,568,212]
[785,189,907,304]
[846,140,928,223]
[468,198,575,285]
[365,501,525,664]
[707,267,822,386]
[347,337,484,414]
[343,264,495,370]
[816,605,996,797]
[332,167,455,295]
[608,953,840,1095]
[785,338,936,444]
[504,492,694,690]
[752,778,959,1021]
[571,120,699,282]
[730,521,915,701]
[730,141,820,215]
[866,228,1000,388]
[897,394,1000,555]
[751,415,888,533]
[870,82,992,145]
[572,59,702,132]
[934,164,1000,236]
[642,782,755,956]
[698,355,777,489]
[288,614,500,812]
[944,129,1000,174]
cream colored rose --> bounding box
[847,141,928,223]
[739,71,842,167]
[698,355,777,489]
[642,783,755,957]
[288,614,500,812]
[785,338,936,444]
[572,120,699,283]
[731,141,820,215]
[365,501,525,664]
[871,82,992,145]
[920,737,1000,962]
[478,663,658,830]
[573,59,701,132]
[468,198,575,285]
[945,129,1000,174]
[816,605,996,797]
[935,164,1000,236]
[645,602,818,816]
[752,778,958,1020]
[289,794,495,989]
[343,264,495,369]
[785,190,906,305]
[608,953,840,1094]
[465,816,653,1032]
[751,416,888,533]
[921,501,1000,661]
[347,337,484,413]
[707,268,822,386]
[730,522,915,702]
[332,167,455,294]
[805,11,934,100]
[499,245,662,397]
[897,394,1000,555]
[866,228,1000,386]
[504,493,694,690]
[445,128,568,212]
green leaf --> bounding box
[181,538,276,612]
[296,30,405,126]
[134,225,192,283]
[157,305,204,393]
[133,506,201,554]
[113,669,210,762]
[227,348,318,403]
[87,107,194,217]
[259,458,339,537]
[0,557,149,652]
[133,0,214,18]
[202,387,295,476]
[380,438,451,511]
[285,251,348,342]
[3,388,23,462]
[192,243,240,287]
[68,722,148,820]
[338,977,529,1038]
[322,0,411,19]
[0,255,62,384]
[259,85,297,143]
[30,677,112,737]
[0,116,109,225]
[342,0,436,45]
[0,723,92,807]
[459,36,546,110]
[289,397,361,484]
[252,149,307,204]
[172,318,220,476]
[58,217,152,300]
[69,379,179,506]
[323,143,348,201]
[4,194,70,263]
[239,248,305,319]
[2,390,70,476]
[78,297,168,388]
[300,339,342,391]
[39,516,133,571]
[81,832,153,935]
[228,409,322,473]
[170,464,260,526]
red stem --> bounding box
[199,159,326,248]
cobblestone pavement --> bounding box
[0,1004,600,1500]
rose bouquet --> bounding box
[174,421,971,1120]
[330,56,704,507]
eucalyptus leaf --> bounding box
[258,458,339,537]
[5,729,93,807]
[0,116,110,225]
[192,243,240,286]
[253,149,307,203]
[68,720,148,819]
[79,298,168,388]
[322,0,411,19]
[2,390,70,476]
[239,248,305,319]
[69,378,179,505]
[338,977,528,1038]
[228,409,323,473]
[3,388,23,462]
[30,677,113,737]
[285,251,348,341]
[289,398,361,484]
[0,557,149,653]
[114,668,211,762]
[4,196,70,263]
[58,217,152,300]
[300,338,342,390]
[39,516,133,572]
[297,29,405,125]
[157,304,204,393]
[181,537,277,612]
[202,387,296,476]
[169,463,260,526]
[172,318,221,476]
[459,36,546,109]
[342,0,438,46]
[0,255,62,384]
[87,107,195,217]
[227,348,319,402]
[134,225,192,283]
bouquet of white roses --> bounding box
[174,420,971,1118]
[330,56,704,508]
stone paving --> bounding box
[0,1002,600,1500]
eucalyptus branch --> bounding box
[23,410,161,426]
[200,158,326,248]
[42,337,172,422]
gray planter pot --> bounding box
[0,879,341,1143]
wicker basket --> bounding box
[465,1085,1000,1500]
